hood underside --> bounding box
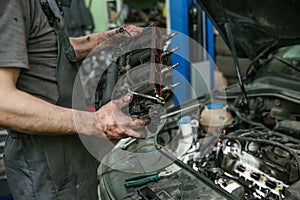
[198,0,300,60]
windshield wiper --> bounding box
[274,55,300,72]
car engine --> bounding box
[81,25,300,199]
[159,93,300,199]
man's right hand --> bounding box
[0,67,148,138]
[95,93,149,139]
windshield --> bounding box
[282,45,300,59]
[257,45,300,80]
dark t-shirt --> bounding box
[0,0,59,103]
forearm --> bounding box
[0,88,100,136]
[0,65,146,138]
[70,28,119,61]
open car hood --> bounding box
[198,0,300,60]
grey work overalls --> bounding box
[4,0,99,199]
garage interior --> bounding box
[1,0,300,199]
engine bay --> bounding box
[158,93,300,199]
[87,25,300,199]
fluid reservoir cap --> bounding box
[207,102,224,109]
[177,116,192,125]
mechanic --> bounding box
[0,0,147,199]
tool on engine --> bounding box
[124,164,181,188]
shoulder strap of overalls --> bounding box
[40,0,81,109]
[40,0,78,63]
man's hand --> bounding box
[70,24,144,61]
[95,93,148,139]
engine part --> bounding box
[95,26,180,123]
[186,121,300,199]
[138,186,161,200]
[285,180,300,200]
[120,138,137,150]
[233,162,288,198]
[215,177,245,199]
[275,120,300,139]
